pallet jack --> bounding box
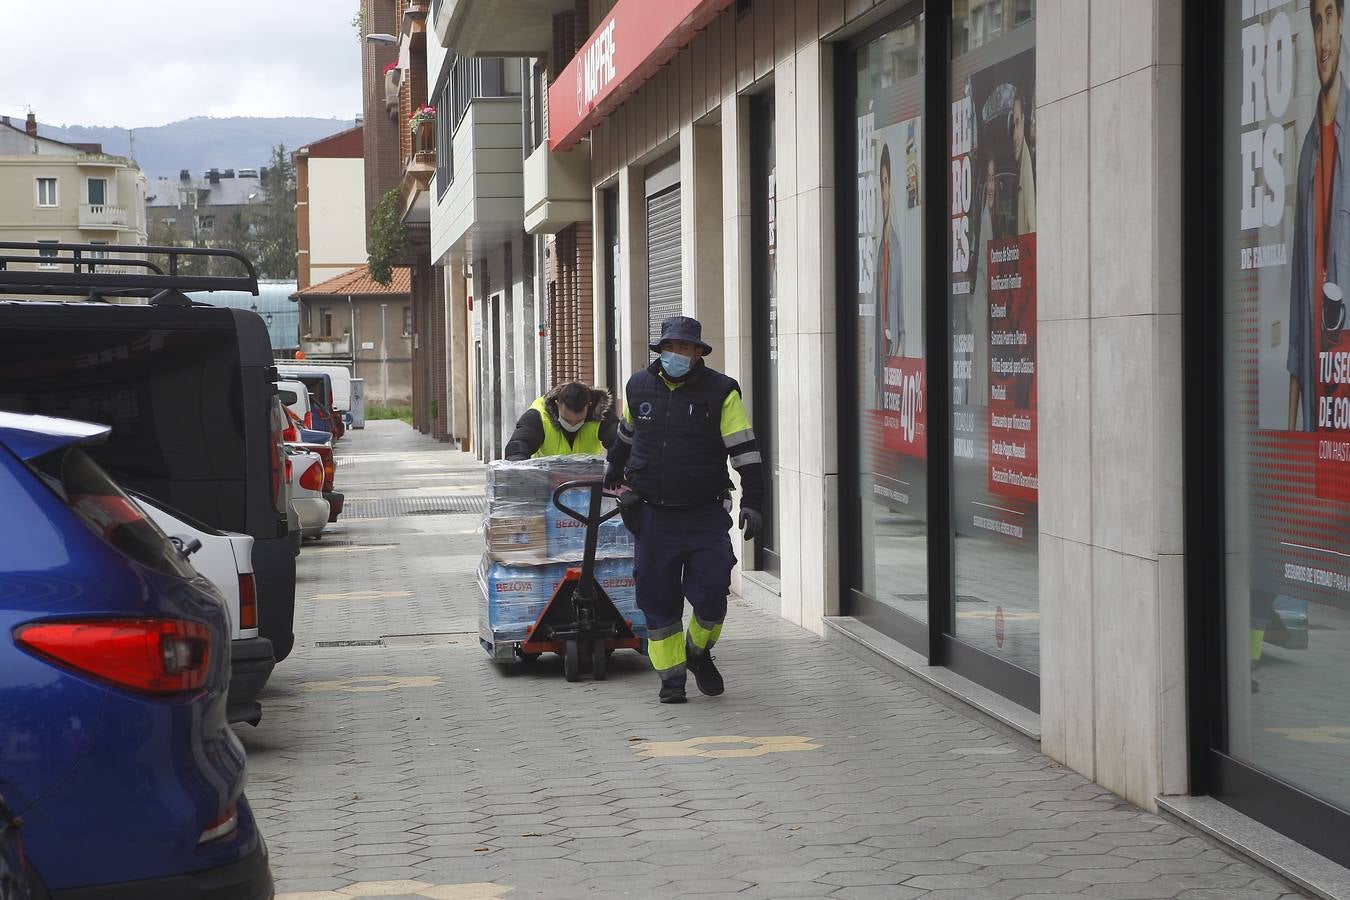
[518,480,643,681]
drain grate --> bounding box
[313,639,385,648]
[342,495,485,519]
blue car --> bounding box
[0,412,272,899]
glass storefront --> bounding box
[1209,0,1350,861]
[841,2,1037,706]
[948,2,1039,672]
[849,14,930,631]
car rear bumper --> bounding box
[227,637,275,725]
[324,490,345,522]
[252,534,296,663]
[47,832,271,900]
[291,496,328,534]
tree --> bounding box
[367,188,407,285]
[251,144,297,279]
[147,217,209,277]
[211,210,254,277]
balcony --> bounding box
[80,204,129,229]
[434,0,574,56]
[523,140,592,234]
[301,335,353,358]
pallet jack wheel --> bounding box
[563,639,581,682]
[591,639,608,681]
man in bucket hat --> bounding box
[604,315,765,704]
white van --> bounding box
[278,364,352,412]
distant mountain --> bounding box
[39,116,358,182]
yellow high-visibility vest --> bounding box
[530,397,604,457]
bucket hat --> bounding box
[649,315,713,355]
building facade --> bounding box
[295,126,368,290]
[428,0,1350,879]
[291,266,413,404]
[0,113,148,262]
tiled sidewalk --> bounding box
[243,421,1306,900]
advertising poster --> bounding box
[857,69,926,511]
[1234,0,1350,616]
[949,45,1039,544]
[1222,0,1350,810]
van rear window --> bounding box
[0,326,247,488]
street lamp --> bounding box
[365,33,397,43]
[380,303,389,406]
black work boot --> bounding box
[686,647,724,697]
[659,680,687,704]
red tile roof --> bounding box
[293,264,410,297]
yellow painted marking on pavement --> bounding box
[277,883,510,900]
[307,590,413,601]
[634,735,821,759]
[299,675,441,694]
[1267,725,1350,744]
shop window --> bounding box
[848,16,930,628]
[947,1,1039,674]
[1212,0,1350,841]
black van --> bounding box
[0,243,297,715]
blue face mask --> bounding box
[660,350,693,378]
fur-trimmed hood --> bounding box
[543,383,612,423]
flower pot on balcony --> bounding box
[415,119,435,154]
[384,67,401,119]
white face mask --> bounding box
[559,416,586,433]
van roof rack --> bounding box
[0,240,259,304]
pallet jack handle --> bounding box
[551,480,623,594]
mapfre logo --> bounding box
[576,18,617,117]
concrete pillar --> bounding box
[617,164,650,382]
[679,122,725,354]
[1036,0,1186,809]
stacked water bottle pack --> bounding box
[478,456,644,648]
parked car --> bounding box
[0,411,271,898]
[286,447,330,540]
[0,248,298,663]
[276,380,314,430]
[291,440,343,523]
[132,492,275,726]
[278,363,352,417]
[0,793,31,900]
[283,371,343,442]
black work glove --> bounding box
[617,489,644,535]
[739,507,763,541]
[604,462,624,490]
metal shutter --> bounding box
[645,186,681,348]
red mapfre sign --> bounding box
[548,0,733,151]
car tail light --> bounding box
[304,411,313,428]
[198,804,237,844]
[269,417,284,515]
[299,460,323,492]
[15,619,212,694]
[285,457,293,481]
[238,574,258,631]
[283,421,298,442]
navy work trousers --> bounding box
[633,500,737,633]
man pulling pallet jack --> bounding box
[605,316,765,704]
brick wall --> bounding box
[546,224,595,385]
[430,259,448,441]
[360,0,400,235]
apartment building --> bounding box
[0,113,148,265]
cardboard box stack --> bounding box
[479,456,644,649]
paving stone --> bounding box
[243,423,1312,900]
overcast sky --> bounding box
[0,1,363,127]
